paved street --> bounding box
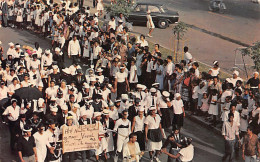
[129,0,260,76]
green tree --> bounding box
[240,41,260,71]
[172,22,188,62]
[105,0,133,17]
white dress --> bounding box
[83,41,90,58]
[146,14,155,29]
[156,65,164,90]
[33,132,48,162]
[208,95,218,115]
[129,65,138,83]
[16,9,23,22]
[96,0,104,11]
[144,115,162,151]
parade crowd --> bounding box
[0,0,260,162]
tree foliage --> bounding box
[240,42,260,71]
[173,22,188,40]
[172,22,188,62]
[105,0,133,17]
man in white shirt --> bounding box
[68,35,81,63]
[2,99,20,151]
[165,56,174,92]
[184,46,192,64]
[222,112,241,162]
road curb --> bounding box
[185,114,222,136]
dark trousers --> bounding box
[2,15,8,27]
[135,131,145,151]
[9,120,18,150]
[62,152,75,162]
[222,140,235,162]
[81,150,91,162]
[71,55,78,63]
[117,82,127,98]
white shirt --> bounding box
[3,105,20,121]
[171,99,184,114]
[108,20,116,30]
[68,39,81,56]
[179,144,194,162]
[45,86,59,98]
[184,52,192,64]
[114,119,131,137]
[93,45,102,60]
[166,62,174,75]
[222,110,240,126]
[0,86,8,100]
[134,116,144,132]
[192,86,199,99]
[115,72,127,83]
[144,114,161,129]
[8,83,21,93]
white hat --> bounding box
[38,98,45,106]
[90,77,96,82]
[149,106,156,110]
[150,88,156,93]
[147,10,151,13]
[162,91,170,97]
[136,84,142,89]
[138,107,145,112]
[53,65,59,69]
[55,47,61,52]
[51,107,58,112]
[8,42,14,46]
[73,103,80,108]
[121,94,128,100]
[15,44,21,48]
[118,19,123,23]
[142,85,147,91]
[233,70,239,76]
[81,110,88,116]
[45,49,51,54]
[96,68,103,73]
[152,83,159,87]
[213,61,218,65]
[253,71,259,76]
[23,126,32,132]
[175,93,181,99]
[94,112,102,118]
[50,96,56,101]
[103,109,110,115]
[61,104,68,111]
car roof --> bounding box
[135,1,164,6]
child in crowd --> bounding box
[200,93,209,117]
[191,79,199,115]
[208,89,218,126]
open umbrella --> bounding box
[15,87,43,101]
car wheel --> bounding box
[158,19,168,29]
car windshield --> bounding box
[160,5,168,13]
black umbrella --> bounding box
[15,87,43,101]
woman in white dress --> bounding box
[129,60,138,90]
[16,6,23,29]
[208,61,220,77]
[146,10,155,37]
[96,0,104,16]
[156,59,164,90]
[144,106,164,162]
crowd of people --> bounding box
[0,0,260,162]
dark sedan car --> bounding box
[127,2,179,29]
